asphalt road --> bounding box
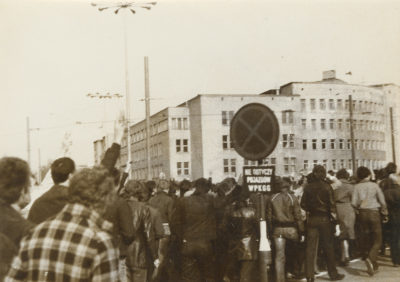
[290,253,400,282]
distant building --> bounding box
[112,70,399,182]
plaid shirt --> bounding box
[5,203,119,282]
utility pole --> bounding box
[390,107,396,164]
[38,148,41,184]
[349,95,356,174]
[91,1,157,177]
[26,117,31,168]
[144,56,151,180]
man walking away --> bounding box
[352,166,388,276]
[301,165,345,282]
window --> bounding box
[337,99,343,110]
[283,134,295,148]
[329,99,335,110]
[176,139,181,152]
[301,99,306,111]
[332,159,337,170]
[172,118,188,130]
[347,139,351,150]
[323,160,328,169]
[282,111,294,124]
[330,139,335,149]
[337,119,343,130]
[345,100,349,110]
[301,119,306,129]
[321,139,326,149]
[348,160,352,170]
[340,159,345,168]
[354,139,358,149]
[184,162,189,175]
[222,135,229,149]
[177,162,189,176]
[303,160,309,170]
[353,120,357,130]
[183,139,188,152]
[311,119,316,130]
[346,119,350,130]
[284,157,296,174]
[176,139,188,152]
[312,139,317,150]
[360,140,364,150]
[329,119,335,130]
[244,159,258,166]
[359,120,364,130]
[222,111,234,125]
[320,99,326,110]
[223,159,236,174]
[320,119,326,130]
[302,139,307,150]
[339,139,344,149]
[310,99,316,110]
[313,160,318,167]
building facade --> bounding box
[114,71,399,182]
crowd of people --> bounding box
[0,128,400,282]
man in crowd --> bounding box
[352,166,388,276]
[267,177,304,281]
[5,167,120,281]
[0,157,34,280]
[28,157,75,224]
[301,165,345,282]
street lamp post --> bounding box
[349,95,357,173]
[91,1,157,176]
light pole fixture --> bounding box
[91,1,157,174]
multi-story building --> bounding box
[113,70,399,182]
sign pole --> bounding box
[259,193,271,282]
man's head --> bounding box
[385,162,397,175]
[51,157,75,184]
[157,179,169,192]
[194,177,211,194]
[123,180,145,200]
[145,180,156,195]
[312,165,326,181]
[68,167,115,213]
[0,157,31,204]
[336,168,350,180]
[357,166,371,181]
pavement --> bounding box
[288,252,400,282]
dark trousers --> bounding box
[180,239,215,282]
[305,215,338,279]
[358,210,382,265]
[390,221,400,265]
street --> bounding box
[287,252,400,282]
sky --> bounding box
[1,0,400,172]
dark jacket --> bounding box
[148,191,174,224]
[172,192,217,242]
[0,232,17,281]
[224,199,258,261]
[301,178,337,217]
[103,196,135,249]
[126,199,156,269]
[0,199,34,247]
[28,184,68,224]
[267,191,304,233]
[384,184,400,223]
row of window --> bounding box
[150,120,168,136]
[176,139,189,153]
[301,98,383,112]
[301,118,384,131]
[303,159,385,172]
[133,143,163,162]
[302,138,384,150]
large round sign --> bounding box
[230,103,279,161]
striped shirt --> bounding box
[5,203,119,282]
